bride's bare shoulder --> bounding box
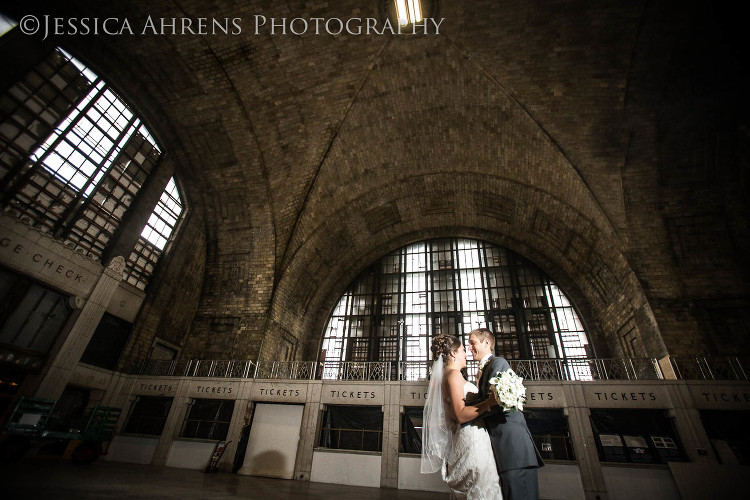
[444,368,465,387]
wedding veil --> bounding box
[421,356,452,473]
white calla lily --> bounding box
[488,369,527,412]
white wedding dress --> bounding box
[442,381,503,500]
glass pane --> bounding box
[319,238,590,366]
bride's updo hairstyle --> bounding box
[431,334,461,362]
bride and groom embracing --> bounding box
[421,328,544,500]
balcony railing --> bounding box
[321,361,391,381]
[137,359,258,378]
[669,356,749,381]
[399,358,663,382]
[132,357,748,382]
[254,361,317,380]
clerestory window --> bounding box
[123,177,183,290]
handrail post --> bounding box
[598,359,607,380]
[734,356,748,380]
[671,357,682,379]
[727,356,742,380]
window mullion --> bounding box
[509,253,532,359]
[1,72,101,192]
[53,112,139,237]
[546,280,566,361]
[478,242,491,330]
[451,239,462,338]
[399,248,406,363]
[1,79,105,201]
[369,268,379,362]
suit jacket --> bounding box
[478,355,544,473]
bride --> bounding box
[422,334,503,500]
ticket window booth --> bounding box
[700,410,750,465]
[319,405,384,452]
[525,409,576,461]
[590,409,686,464]
[400,406,422,454]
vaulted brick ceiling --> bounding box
[10,0,744,360]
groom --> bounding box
[468,328,544,500]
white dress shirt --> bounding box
[476,353,492,382]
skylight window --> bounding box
[395,0,422,26]
[0,13,16,37]
[29,50,159,198]
[1,46,179,277]
[141,177,182,251]
[123,177,185,290]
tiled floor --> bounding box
[1,458,442,499]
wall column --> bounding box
[666,383,717,464]
[151,378,191,466]
[294,382,323,481]
[380,382,400,488]
[34,256,125,400]
[565,384,609,500]
[222,393,251,472]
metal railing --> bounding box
[133,356,747,382]
[508,358,663,381]
[397,358,663,382]
[669,356,749,381]
[254,361,317,380]
[321,361,391,381]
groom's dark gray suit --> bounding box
[477,355,544,500]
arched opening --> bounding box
[320,238,593,379]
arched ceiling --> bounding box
[5,0,743,360]
[10,0,643,250]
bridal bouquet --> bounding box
[488,369,527,412]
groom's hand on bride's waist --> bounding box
[487,390,499,407]
[464,393,483,406]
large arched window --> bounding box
[320,238,592,367]
[0,47,184,288]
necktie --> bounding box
[477,361,486,384]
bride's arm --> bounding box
[445,369,495,424]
